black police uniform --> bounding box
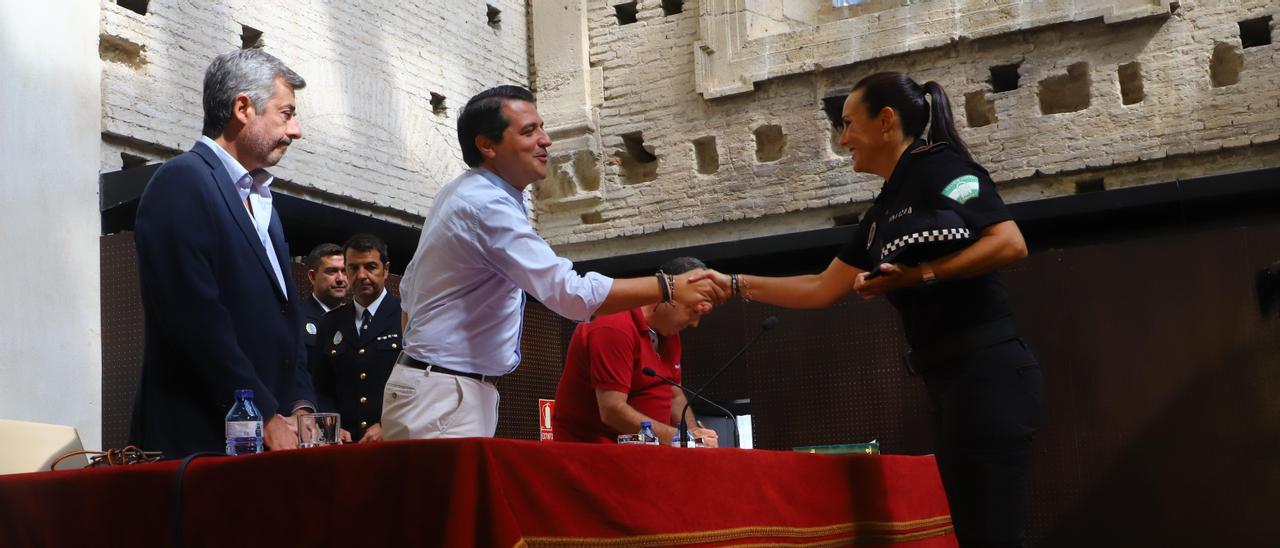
[300,294,341,354]
[309,293,402,441]
[837,140,1044,548]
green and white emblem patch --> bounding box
[942,174,980,204]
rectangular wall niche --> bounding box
[487,5,502,28]
[965,91,997,128]
[615,1,638,25]
[99,33,145,68]
[1118,62,1144,105]
[1210,42,1243,88]
[618,132,658,184]
[1038,62,1090,115]
[1239,16,1272,49]
[241,24,264,49]
[692,136,719,175]
[754,124,787,162]
[989,62,1022,92]
[431,92,447,116]
[117,0,148,15]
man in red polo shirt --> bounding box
[553,257,720,446]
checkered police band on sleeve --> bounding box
[864,208,975,280]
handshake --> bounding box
[663,269,741,314]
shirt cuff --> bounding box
[582,272,614,319]
[289,400,316,415]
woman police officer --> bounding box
[718,72,1044,547]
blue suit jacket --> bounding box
[129,141,315,458]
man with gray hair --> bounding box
[130,49,315,458]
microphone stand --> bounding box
[647,315,778,447]
[643,368,739,447]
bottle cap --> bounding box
[640,421,652,428]
[235,388,254,399]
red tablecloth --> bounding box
[0,438,955,547]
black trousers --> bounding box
[922,338,1043,548]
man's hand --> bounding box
[264,414,299,451]
[674,269,731,313]
[691,427,719,448]
[338,428,353,443]
[853,263,920,300]
[358,423,384,443]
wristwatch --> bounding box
[920,262,938,286]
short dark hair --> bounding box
[457,85,536,167]
[342,233,389,264]
[305,243,343,270]
[658,256,706,276]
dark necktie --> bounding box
[360,309,373,336]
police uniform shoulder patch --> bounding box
[333,331,344,345]
[942,174,981,204]
[306,322,317,335]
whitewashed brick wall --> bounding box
[99,0,529,223]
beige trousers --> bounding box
[380,363,500,440]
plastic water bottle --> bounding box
[225,388,264,455]
[639,421,659,445]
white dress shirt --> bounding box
[400,168,613,376]
[353,288,388,334]
[198,136,288,299]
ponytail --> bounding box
[921,81,970,160]
[852,72,972,161]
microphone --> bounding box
[642,367,739,448]
[655,315,779,447]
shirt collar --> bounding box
[312,294,334,314]
[198,135,275,200]
[628,308,671,343]
[880,139,928,195]
[353,288,388,321]
[472,167,527,213]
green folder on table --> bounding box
[792,440,880,455]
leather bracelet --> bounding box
[665,273,676,303]
[656,271,671,302]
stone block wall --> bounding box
[99,0,530,223]
[96,1,1280,257]
[532,0,1280,259]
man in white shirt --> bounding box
[385,86,731,440]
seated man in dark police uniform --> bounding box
[310,233,401,443]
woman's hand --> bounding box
[853,263,920,300]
